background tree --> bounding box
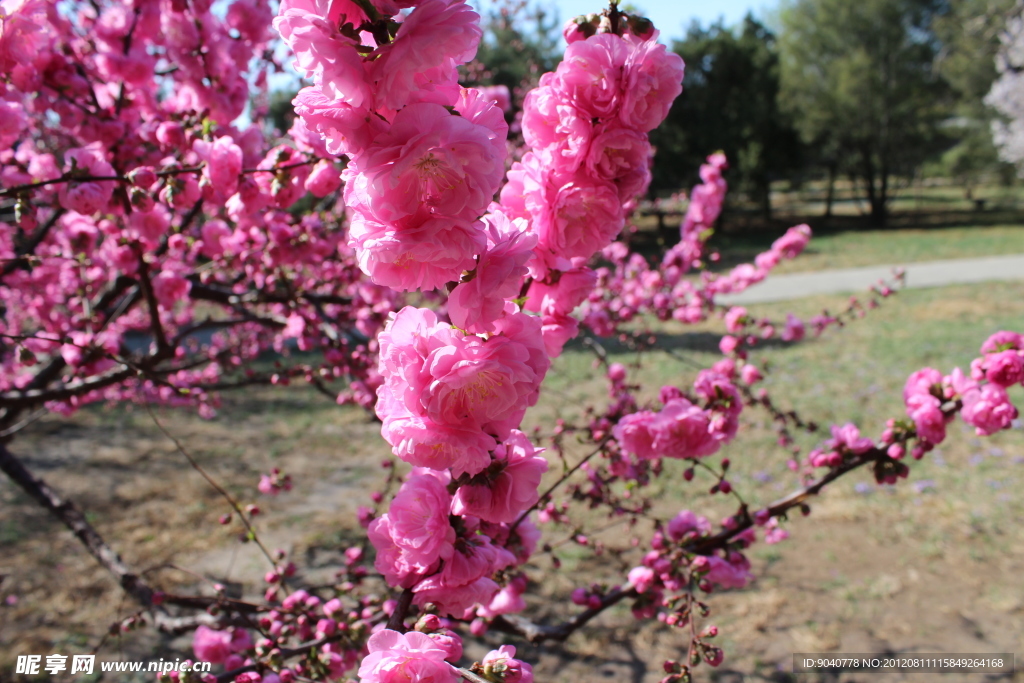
[986,0,1024,175]
[777,0,950,225]
[934,0,1019,195]
[650,15,802,219]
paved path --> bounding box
[717,254,1024,305]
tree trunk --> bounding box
[824,162,836,218]
[861,148,886,227]
[759,177,772,222]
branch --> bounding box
[456,668,492,683]
[188,279,352,307]
[510,435,612,533]
[0,442,154,606]
[214,633,348,683]
[492,448,890,644]
[0,209,66,278]
[386,588,415,631]
[492,584,637,643]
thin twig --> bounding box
[144,404,277,568]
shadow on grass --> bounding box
[565,331,801,357]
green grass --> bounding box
[715,223,1024,275]
[534,279,1024,564]
[636,181,1024,275]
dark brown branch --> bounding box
[0,209,66,278]
[0,442,154,606]
[492,584,637,644]
[188,279,352,307]
[492,448,891,644]
[456,668,492,683]
[214,633,348,683]
[386,587,415,631]
[0,364,136,409]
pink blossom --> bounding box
[152,272,190,310]
[412,532,514,616]
[454,87,510,162]
[0,100,27,149]
[961,384,1019,436]
[451,430,548,523]
[781,314,805,342]
[380,401,497,476]
[353,103,505,223]
[554,34,630,120]
[376,307,547,460]
[427,629,463,663]
[525,267,597,317]
[258,474,276,495]
[653,398,720,458]
[740,364,762,384]
[369,473,454,587]
[615,398,719,460]
[277,0,370,28]
[719,335,739,355]
[478,84,512,113]
[980,330,1023,354]
[292,86,386,158]
[448,212,536,333]
[585,124,651,200]
[298,159,337,199]
[58,143,116,215]
[192,626,250,664]
[982,350,1024,387]
[771,224,812,259]
[628,566,656,593]
[826,423,874,454]
[667,510,712,541]
[904,367,943,401]
[530,169,624,261]
[482,645,534,683]
[704,553,752,589]
[612,410,660,459]
[193,136,243,197]
[680,153,727,236]
[477,576,528,618]
[619,37,685,132]
[906,394,947,445]
[357,630,457,683]
[520,85,591,172]
[724,306,747,333]
[349,212,484,292]
[274,9,371,108]
[370,0,482,112]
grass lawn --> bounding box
[3,279,1024,682]
[634,181,1024,275]
[716,222,1024,275]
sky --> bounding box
[545,0,769,41]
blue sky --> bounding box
[545,0,769,41]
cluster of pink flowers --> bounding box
[495,22,684,355]
[277,0,512,292]
[301,2,692,642]
[368,466,544,617]
[802,330,1021,482]
[375,307,549,476]
[0,0,400,420]
[192,626,253,668]
[613,371,742,461]
[622,508,755,624]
